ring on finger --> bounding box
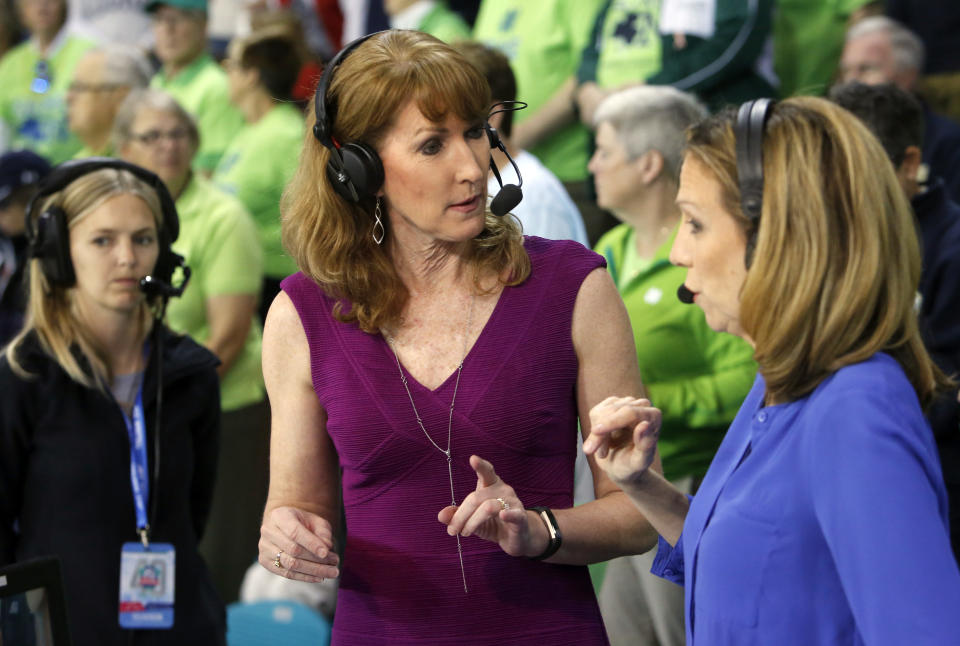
[274,550,283,568]
[496,497,510,511]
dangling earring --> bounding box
[372,198,385,245]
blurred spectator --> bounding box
[772,0,875,97]
[247,8,322,108]
[574,0,662,129]
[67,44,152,158]
[114,88,268,604]
[649,0,777,111]
[476,0,662,246]
[886,1,960,124]
[589,85,755,646]
[454,40,588,246]
[839,15,960,201]
[473,1,608,243]
[212,28,303,324]
[829,81,960,563]
[147,0,245,173]
[66,0,154,49]
[384,0,470,43]
[0,150,50,346]
[0,0,94,163]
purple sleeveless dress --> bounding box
[282,237,609,645]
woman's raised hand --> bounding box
[438,455,545,558]
[259,506,340,582]
[584,396,662,485]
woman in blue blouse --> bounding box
[584,96,960,645]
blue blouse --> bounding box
[652,353,960,645]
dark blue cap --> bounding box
[0,150,52,207]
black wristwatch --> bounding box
[528,506,562,560]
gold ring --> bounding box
[496,497,509,511]
[274,550,283,568]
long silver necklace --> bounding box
[384,292,475,594]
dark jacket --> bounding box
[913,177,960,560]
[922,104,960,203]
[0,234,27,347]
[0,326,226,645]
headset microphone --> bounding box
[486,102,526,217]
[677,284,695,304]
[488,157,523,217]
[139,262,191,299]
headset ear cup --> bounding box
[325,157,357,202]
[33,206,75,287]
[341,142,384,199]
[331,142,384,202]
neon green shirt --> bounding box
[473,0,603,182]
[150,55,245,173]
[73,143,112,159]
[166,174,265,412]
[577,0,661,89]
[595,223,757,480]
[774,0,872,97]
[212,103,302,279]
[0,34,95,163]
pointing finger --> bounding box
[470,455,499,488]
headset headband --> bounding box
[734,98,775,223]
[25,157,179,244]
[313,31,387,148]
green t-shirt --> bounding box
[595,223,757,481]
[420,3,472,43]
[212,103,302,279]
[774,0,872,97]
[166,174,265,411]
[577,0,662,89]
[473,0,603,182]
[0,34,95,163]
[151,55,245,173]
[73,143,112,159]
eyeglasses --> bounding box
[67,81,124,93]
[31,60,51,94]
[129,127,191,145]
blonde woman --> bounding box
[586,97,960,644]
[0,160,225,645]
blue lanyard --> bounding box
[122,386,150,548]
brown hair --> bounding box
[282,29,529,333]
[229,27,302,102]
[686,96,950,406]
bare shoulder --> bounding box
[572,267,628,337]
[572,266,642,400]
[262,290,311,387]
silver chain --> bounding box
[384,292,475,594]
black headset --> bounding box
[734,98,775,267]
[312,32,387,204]
[23,157,186,296]
[312,30,523,216]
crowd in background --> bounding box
[1,0,959,644]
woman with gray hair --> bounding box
[113,88,269,603]
[67,43,154,158]
[589,85,756,646]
